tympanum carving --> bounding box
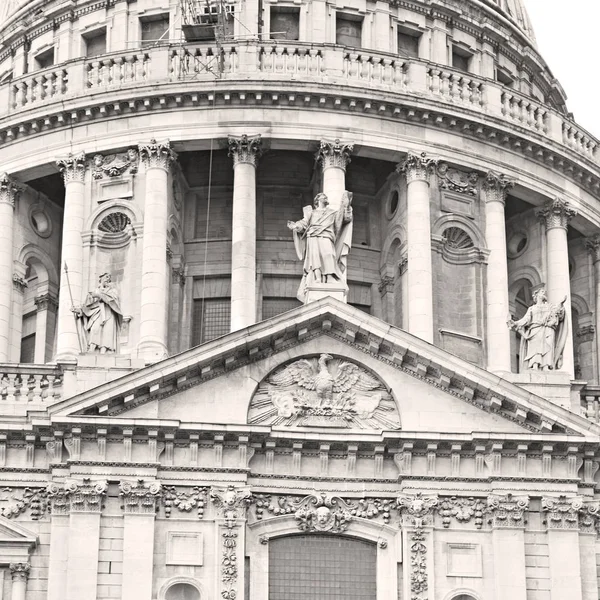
[247,354,400,429]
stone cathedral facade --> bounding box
[0,0,599,599]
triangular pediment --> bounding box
[47,299,599,440]
[0,516,38,545]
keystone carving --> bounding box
[294,493,354,533]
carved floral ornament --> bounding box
[316,138,354,171]
[92,149,139,179]
[247,353,401,430]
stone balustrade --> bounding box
[0,364,63,406]
[0,42,598,171]
[582,386,600,423]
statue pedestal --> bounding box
[304,283,347,304]
[506,370,573,410]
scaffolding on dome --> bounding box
[176,0,235,79]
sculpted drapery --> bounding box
[287,191,353,303]
[508,288,567,371]
[75,273,123,353]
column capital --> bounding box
[482,171,515,204]
[316,138,354,171]
[12,273,27,293]
[138,138,177,171]
[57,152,86,183]
[542,495,583,530]
[397,151,438,184]
[9,563,30,582]
[486,493,529,528]
[0,173,20,207]
[536,198,577,231]
[228,134,262,167]
[61,478,108,513]
[585,234,600,263]
[119,479,161,514]
[35,292,59,312]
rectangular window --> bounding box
[270,7,300,40]
[262,297,302,320]
[336,14,362,47]
[397,29,420,58]
[84,29,107,57]
[20,334,36,364]
[34,48,54,71]
[141,14,170,47]
[496,67,514,88]
[192,298,231,345]
[451,46,471,72]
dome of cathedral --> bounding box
[485,0,537,43]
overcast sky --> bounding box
[526,0,599,137]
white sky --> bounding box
[525,0,600,137]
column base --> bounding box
[137,340,168,365]
[304,282,347,304]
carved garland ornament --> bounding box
[92,149,139,179]
[247,353,401,430]
[437,163,479,196]
[0,487,47,520]
[162,485,208,518]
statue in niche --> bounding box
[287,191,353,302]
[74,273,123,353]
[507,288,568,371]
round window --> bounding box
[29,207,52,238]
[507,231,528,258]
[165,583,200,600]
[387,190,399,219]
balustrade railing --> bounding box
[1,42,598,169]
[86,51,150,89]
[0,364,63,405]
[428,67,484,107]
[501,90,548,134]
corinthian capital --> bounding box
[138,139,177,171]
[57,152,87,183]
[585,234,600,263]
[397,151,438,183]
[316,139,354,171]
[0,173,19,207]
[9,563,30,582]
[483,171,515,204]
[536,198,577,231]
[542,495,583,530]
[486,493,529,528]
[228,134,262,167]
[65,478,108,513]
[119,479,161,514]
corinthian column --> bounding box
[137,139,176,362]
[9,563,29,600]
[397,152,437,343]
[228,135,262,331]
[585,234,600,382]
[0,175,18,361]
[316,139,354,209]
[56,154,86,362]
[536,198,577,377]
[483,172,514,373]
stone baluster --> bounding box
[397,152,438,343]
[0,175,19,361]
[137,139,176,362]
[56,153,87,362]
[9,563,30,600]
[536,199,577,377]
[483,172,514,373]
[585,234,600,382]
[228,135,262,331]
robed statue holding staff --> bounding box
[287,191,353,303]
[74,273,123,353]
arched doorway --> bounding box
[268,535,377,600]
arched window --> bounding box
[164,583,200,600]
[269,535,377,600]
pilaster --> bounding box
[585,234,600,383]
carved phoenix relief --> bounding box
[247,354,401,429]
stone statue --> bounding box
[74,273,123,353]
[507,288,568,371]
[287,191,353,303]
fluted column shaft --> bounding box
[56,154,86,362]
[229,135,262,331]
[316,139,353,210]
[585,235,600,382]
[537,199,577,377]
[138,139,176,362]
[0,175,18,361]
[484,172,514,373]
[398,152,437,343]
